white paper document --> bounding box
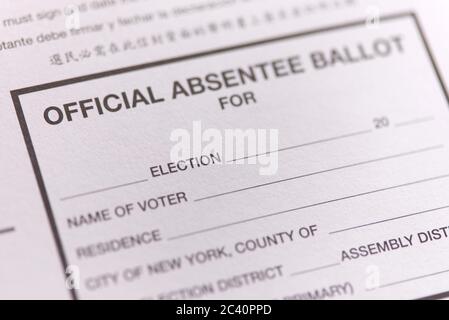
[1,0,449,299]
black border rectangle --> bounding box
[10,11,449,300]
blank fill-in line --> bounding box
[195,144,444,202]
[0,227,15,235]
[228,129,372,163]
[168,173,449,241]
[395,116,435,127]
[329,204,449,235]
[290,262,341,277]
[60,178,149,201]
[366,268,449,291]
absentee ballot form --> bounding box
[2,0,449,300]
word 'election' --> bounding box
[43,36,404,125]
